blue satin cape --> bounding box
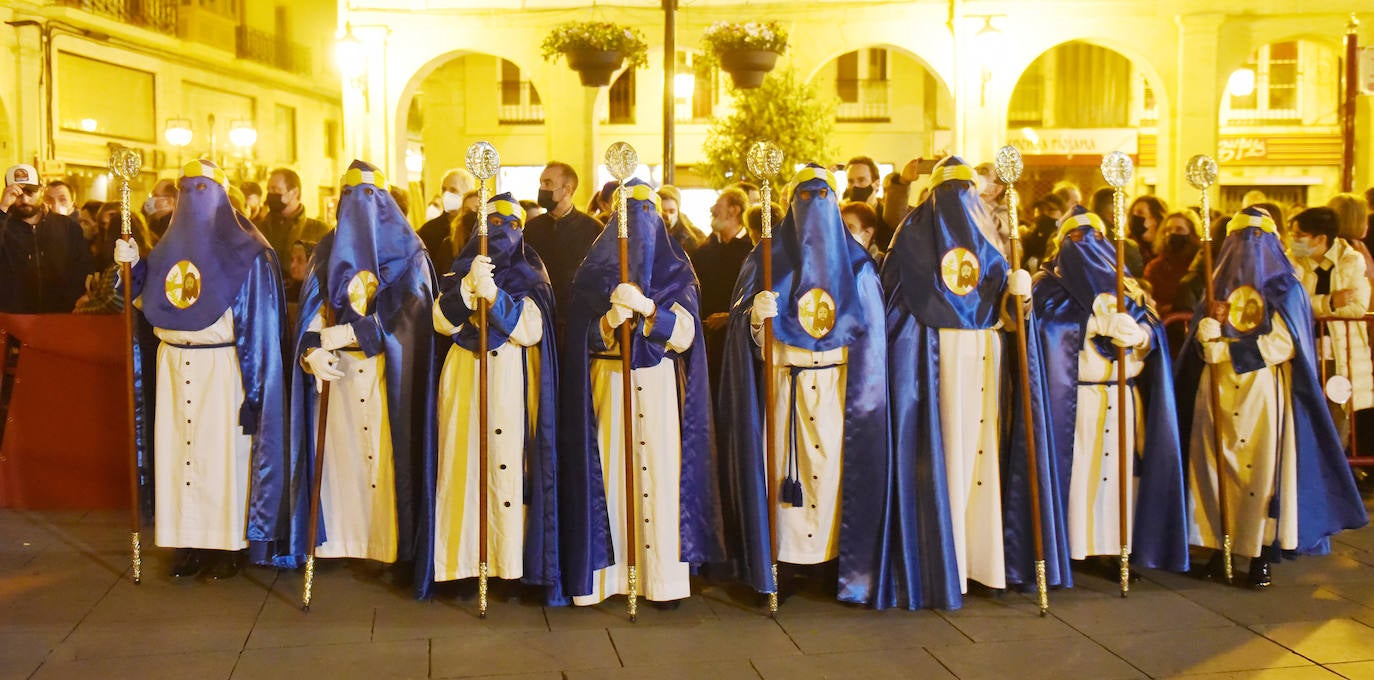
[558,178,723,598]
[715,175,891,606]
[879,167,1061,609]
[1032,224,1190,574]
[1174,222,1367,559]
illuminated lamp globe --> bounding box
[1227,68,1256,98]
[164,119,193,148]
[229,121,258,149]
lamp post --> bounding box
[662,0,677,185]
[164,118,192,167]
[1342,14,1359,193]
[229,120,258,181]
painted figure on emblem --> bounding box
[716,165,891,607]
[1177,206,1367,588]
[285,160,438,596]
[427,193,561,603]
[880,156,1055,609]
[559,178,722,608]
[111,159,289,581]
[1031,206,1190,581]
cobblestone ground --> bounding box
[6,500,1374,679]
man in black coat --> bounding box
[689,187,754,390]
[522,161,604,344]
[0,164,93,313]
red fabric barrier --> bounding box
[0,313,133,510]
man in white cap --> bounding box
[1,164,91,313]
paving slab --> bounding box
[776,608,970,654]
[233,640,429,679]
[938,599,1083,642]
[1159,668,1342,679]
[29,650,239,680]
[610,619,799,667]
[1185,585,1374,626]
[1251,618,1374,664]
[371,597,549,642]
[753,647,957,680]
[1050,590,1236,636]
[928,636,1146,680]
[1096,626,1313,677]
[1326,660,1374,679]
[544,593,718,630]
[429,629,618,678]
[566,659,762,680]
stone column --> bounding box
[1168,13,1225,205]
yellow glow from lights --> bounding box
[674,73,696,100]
[79,118,98,132]
[164,118,193,148]
[1227,68,1256,97]
[228,120,257,148]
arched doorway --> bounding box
[1006,40,1165,208]
[1214,38,1342,215]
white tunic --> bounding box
[303,312,398,563]
[755,332,847,566]
[431,291,545,581]
[574,304,696,605]
[153,310,252,551]
[1068,326,1150,559]
[1187,315,1299,559]
[936,328,1005,589]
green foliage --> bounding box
[697,68,836,190]
[699,21,789,66]
[540,21,650,69]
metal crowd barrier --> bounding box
[1314,313,1374,468]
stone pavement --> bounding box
[8,507,1374,679]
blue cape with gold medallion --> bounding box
[132,160,290,565]
[282,161,438,596]
[1175,207,1366,559]
[880,156,1062,609]
[715,166,891,606]
[1032,207,1189,575]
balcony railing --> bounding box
[235,26,313,77]
[56,0,176,34]
[498,81,545,125]
[835,79,890,122]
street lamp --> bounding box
[1226,68,1256,98]
[229,120,258,150]
[336,23,367,84]
[165,118,192,166]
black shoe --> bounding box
[1192,552,1227,581]
[648,599,681,611]
[967,581,1005,598]
[169,548,204,579]
[201,550,243,582]
[1248,558,1272,590]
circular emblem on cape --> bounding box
[940,248,980,296]
[163,260,202,310]
[1226,285,1265,333]
[796,288,836,339]
[1091,292,1119,318]
[347,270,379,317]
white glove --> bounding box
[113,238,139,265]
[303,348,344,393]
[319,323,357,351]
[610,282,655,317]
[1196,317,1223,344]
[750,290,779,326]
[1102,312,1148,348]
[1007,269,1032,299]
[605,302,634,329]
[462,255,497,304]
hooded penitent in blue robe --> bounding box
[1176,207,1366,561]
[284,161,438,596]
[131,159,289,564]
[559,178,723,599]
[878,157,1059,610]
[715,165,890,606]
[425,193,562,603]
[1031,206,1189,575]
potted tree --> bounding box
[701,21,789,89]
[541,21,649,87]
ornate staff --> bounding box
[1100,151,1134,597]
[995,146,1048,616]
[746,141,784,616]
[303,301,334,611]
[110,148,143,585]
[466,141,500,618]
[1186,154,1232,584]
[605,142,640,622]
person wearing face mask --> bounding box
[255,167,329,266]
[42,180,76,218]
[1289,206,1374,454]
[418,168,476,267]
[1128,196,1169,265]
[657,184,700,255]
[522,161,604,345]
[690,187,752,392]
[143,179,178,239]
[0,164,92,313]
[1143,210,1202,316]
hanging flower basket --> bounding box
[542,21,648,88]
[702,21,788,90]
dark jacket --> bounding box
[255,207,329,263]
[522,208,603,341]
[0,211,92,313]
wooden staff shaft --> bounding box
[1007,192,1047,613]
[121,250,142,584]
[1113,192,1130,596]
[762,235,778,573]
[478,218,491,615]
[618,235,638,579]
[303,306,334,610]
[1200,208,1233,581]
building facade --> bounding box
[1,0,343,215]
